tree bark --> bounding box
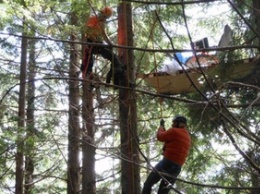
[250,1,260,192]
[118,2,140,194]
[81,40,96,194]
[24,36,36,194]
[16,19,27,194]
[252,0,260,50]
[67,12,81,194]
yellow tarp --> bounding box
[142,56,259,95]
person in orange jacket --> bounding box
[81,6,125,86]
[142,116,191,194]
[85,6,113,46]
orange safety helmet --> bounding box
[100,6,113,18]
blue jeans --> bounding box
[142,158,181,194]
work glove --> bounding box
[160,119,165,127]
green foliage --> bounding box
[0,0,259,193]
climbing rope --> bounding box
[151,29,163,119]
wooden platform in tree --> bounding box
[141,56,260,95]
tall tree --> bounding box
[67,10,81,194]
[118,2,140,194]
[24,36,36,194]
[252,0,260,48]
[82,75,96,194]
[16,18,27,194]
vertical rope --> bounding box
[152,28,163,118]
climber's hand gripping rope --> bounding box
[160,119,165,128]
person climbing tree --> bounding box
[81,6,126,86]
[142,116,191,194]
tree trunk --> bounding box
[81,59,96,193]
[118,2,140,194]
[16,20,27,194]
[252,0,260,51]
[250,163,260,194]
[67,12,81,194]
[251,1,260,193]
[24,36,36,194]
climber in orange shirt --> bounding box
[85,6,113,45]
[142,116,191,194]
[81,6,125,86]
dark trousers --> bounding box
[81,39,126,86]
[142,158,181,194]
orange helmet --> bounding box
[100,6,113,18]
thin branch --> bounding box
[222,121,260,174]
[1,32,259,53]
[123,0,221,5]
[227,0,260,39]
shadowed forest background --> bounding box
[0,0,259,194]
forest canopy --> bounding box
[0,0,259,194]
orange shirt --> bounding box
[157,126,191,166]
[85,15,106,42]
